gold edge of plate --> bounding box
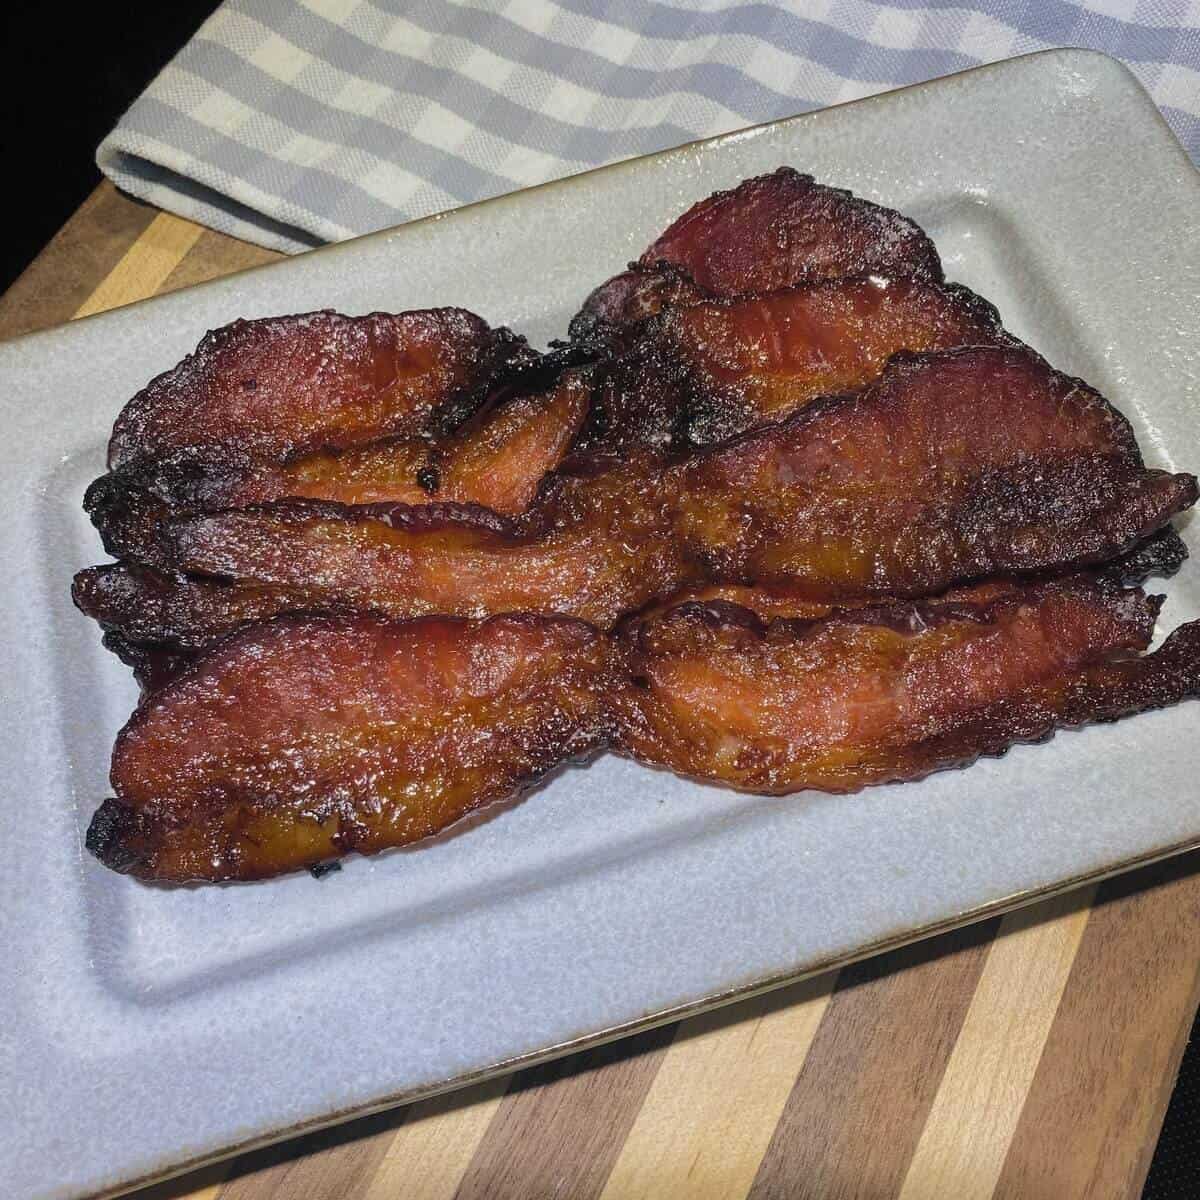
[90,830,1200,1200]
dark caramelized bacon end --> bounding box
[88,613,620,881]
[1095,523,1188,586]
[578,276,1015,452]
[572,168,943,344]
[614,580,1200,794]
[570,267,707,349]
[107,307,536,474]
[83,475,174,567]
[101,633,196,694]
[166,348,1197,626]
[73,563,335,651]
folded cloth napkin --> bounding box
[97,0,1200,253]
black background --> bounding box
[0,5,222,291]
[0,7,1193,1194]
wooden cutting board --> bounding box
[8,183,1199,1200]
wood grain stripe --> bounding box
[357,1078,508,1200]
[157,228,281,297]
[598,973,836,1200]
[0,183,157,340]
[747,919,998,1200]
[73,211,203,318]
[896,889,1095,1200]
[452,1025,675,1200]
[215,1108,407,1200]
[993,852,1200,1200]
[130,1161,229,1200]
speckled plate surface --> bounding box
[2,49,1199,1200]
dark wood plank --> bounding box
[993,851,1200,1200]
[747,920,998,1200]
[452,1026,675,1200]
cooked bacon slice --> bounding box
[87,613,619,881]
[74,526,1187,688]
[641,168,943,293]
[167,473,688,630]
[165,348,1198,625]
[223,370,587,515]
[85,372,589,564]
[614,580,1200,794]
[83,582,1200,882]
[578,276,1014,451]
[677,346,1197,597]
[73,563,331,651]
[649,527,1188,622]
[107,308,535,473]
[572,168,942,345]
[110,362,588,518]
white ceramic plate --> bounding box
[3,49,1199,1200]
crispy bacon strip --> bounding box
[614,581,1200,794]
[651,527,1189,622]
[87,613,620,881]
[107,308,535,474]
[74,527,1187,688]
[168,472,687,629]
[676,347,1197,597]
[84,581,1200,882]
[85,372,589,564]
[578,276,1014,451]
[73,564,333,651]
[165,348,1198,625]
[572,168,942,346]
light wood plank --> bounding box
[897,889,1095,1200]
[157,227,282,296]
[73,211,204,318]
[598,973,835,1200]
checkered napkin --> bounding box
[96,0,1200,253]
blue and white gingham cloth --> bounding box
[97,0,1200,253]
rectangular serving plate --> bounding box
[2,49,1199,1200]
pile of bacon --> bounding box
[74,168,1200,883]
